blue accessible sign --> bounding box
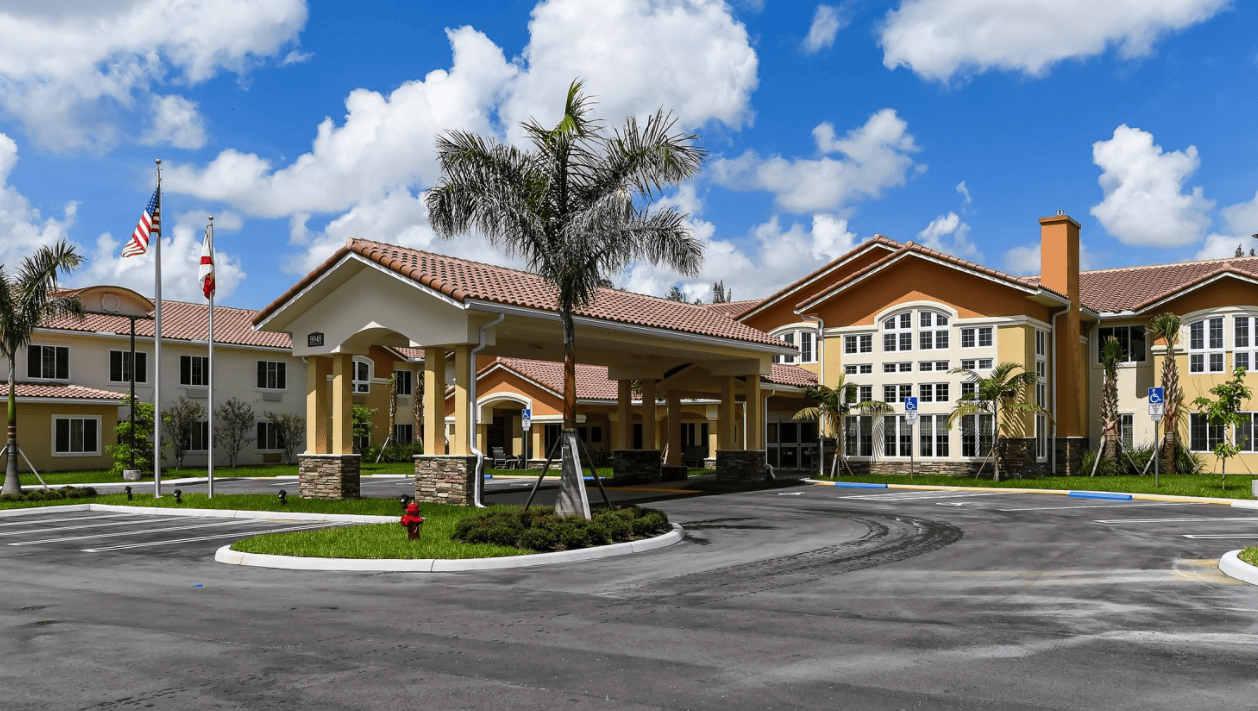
[1148,388,1164,420]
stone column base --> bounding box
[414,455,478,506]
[716,450,767,481]
[299,454,361,499]
[611,449,661,483]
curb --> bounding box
[214,523,686,572]
[803,479,1256,507]
[1219,550,1258,586]
[0,503,393,524]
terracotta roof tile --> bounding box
[1076,256,1258,313]
[41,300,291,349]
[0,383,124,401]
[701,300,760,319]
[484,357,619,400]
[765,365,818,388]
[257,240,785,348]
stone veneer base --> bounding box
[835,436,1092,479]
[414,455,477,506]
[298,454,361,500]
[612,450,662,483]
[716,450,767,481]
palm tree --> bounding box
[1146,312,1182,473]
[792,375,891,478]
[1095,336,1124,474]
[948,361,1047,483]
[426,80,705,516]
[0,241,85,495]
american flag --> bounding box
[121,188,160,258]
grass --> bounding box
[0,491,411,514]
[1241,548,1258,567]
[13,460,417,487]
[814,472,1258,500]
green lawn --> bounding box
[816,472,1258,500]
[0,491,411,514]
[15,460,418,487]
[1241,548,1258,567]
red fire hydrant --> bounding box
[400,502,424,541]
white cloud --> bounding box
[710,109,921,213]
[1003,240,1097,274]
[1221,190,1258,238]
[169,0,761,275]
[803,5,849,54]
[1194,233,1249,260]
[915,211,981,261]
[956,180,971,207]
[1188,191,1258,260]
[80,218,247,302]
[879,0,1229,83]
[0,0,307,151]
[141,95,208,149]
[0,132,77,270]
[1090,124,1214,248]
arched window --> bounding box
[352,357,373,393]
[1188,317,1224,374]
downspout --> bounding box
[1050,306,1064,475]
[470,312,505,508]
[802,314,825,478]
[764,386,776,481]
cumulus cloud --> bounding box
[80,218,248,302]
[1003,240,1098,274]
[1193,191,1258,260]
[141,95,208,149]
[1090,124,1214,248]
[956,180,971,207]
[0,132,78,269]
[915,211,981,261]
[710,109,921,213]
[0,0,307,151]
[803,5,850,54]
[879,0,1229,83]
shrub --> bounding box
[0,486,97,503]
[451,505,670,552]
[1082,443,1205,476]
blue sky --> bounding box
[1,0,1256,308]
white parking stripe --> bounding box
[839,491,1005,500]
[0,516,185,537]
[8,518,274,546]
[1183,534,1258,539]
[998,502,1184,512]
[1096,517,1258,524]
[0,512,142,528]
[82,522,344,552]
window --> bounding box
[1189,318,1225,374]
[393,423,414,445]
[960,326,993,349]
[108,350,147,384]
[1096,325,1147,363]
[180,355,209,387]
[844,363,872,375]
[920,415,949,457]
[857,385,872,403]
[919,383,949,403]
[188,421,210,451]
[979,327,993,347]
[883,384,912,403]
[961,414,994,458]
[394,369,413,395]
[845,415,873,457]
[27,345,68,380]
[961,381,976,399]
[883,362,911,373]
[800,331,815,364]
[1035,329,1048,460]
[1036,330,1047,357]
[1119,414,1134,452]
[918,360,948,372]
[1237,413,1258,452]
[845,334,872,354]
[775,331,796,365]
[883,313,913,352]
[257,361,286,390]
[1235,316,1258,371]
[919,311,950,350]
[884,415,914,457]
[257,421,284,451]
[53,416,98,455]
[773,328,819,364]
[353,358,372,393]
[1190,412,1223,452]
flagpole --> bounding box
[207,216,215,499]
[153,159,163,499]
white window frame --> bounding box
[882,312,913,353]
[1234,316,1257,372]
[52,415,100,456]
[919,414,950,458]
[844,334,872,355]
[394,369,414,396]
[844,363,872,375]
[883,414,913,457]
[1096,325,1147,364]
[27,344,69,381]
[353,357,373,394]
[256,360,287,390]
[257,421,284,451]
[180,355,210,387]
[918,310,950,351]
[1189,318,1225,374]
[187,420,211,452]
[108,350,147,384]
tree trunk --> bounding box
[561,308,577,429]
[992,403,1001,483]
[3,357,20,496]
[1161,355,1179,474]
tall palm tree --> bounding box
[1092,336,1124,475]
[792,375,891,477]
[426,80,705,516]
[1146,312,1182,473]
[948,361,1047,483]
[0,241,85,495]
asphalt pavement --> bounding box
[2,478,1256,710]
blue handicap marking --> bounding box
[904,396,918,411]
[1148,387,1164,404]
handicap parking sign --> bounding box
[905,397,918,411]
[1148,387,1164,404]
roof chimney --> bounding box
[1039,213,1080,306]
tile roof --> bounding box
[486,357,619,400]
[765,365,818,388]
[1076,256,1258,314]
[257,239,786,348]
[737,235,903,319]
[0,383,124,401]
[393,347,425,360]
[701,300,760,319]
[40,300,291,349]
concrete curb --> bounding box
[1219,550,1258,586]
[214,523,686,572]
[0,503,393,524]
[803,479,1257,507]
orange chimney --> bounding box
[1039,212,1080,307]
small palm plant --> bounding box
[948,361,1048,483]
[0,241,84,495]
[1146,312,1182,473]
[1095,336,1124,474]
[792,374,891,478]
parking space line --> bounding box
[1095,517,1258,524]
[1183,534,1258,539]
[0,512,143,528]
[8,518,276,546]
[81,522,345,552]
[998,502,1184,512]
[0,516,186,537]
[839,491,1005,500]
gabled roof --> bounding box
[255,239,786,348]
[737,235,903,320]
[766,364,818,389]
[0,383,124,403]
[40,301,291,349]
[701,300,760,319]
[1078,255,1258,314]
[797,241,1064,312]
